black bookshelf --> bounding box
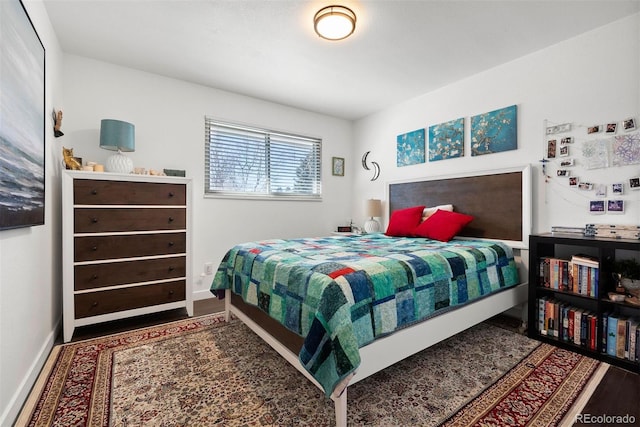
[528,233,640,373]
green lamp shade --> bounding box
[100,119,135,173]
[100,119,135,152]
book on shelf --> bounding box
[585,224,640,239]
[601,312,609,354]
[616,317,627,359]
[604,313,640,363]
[551,226,585,235]
[537,256,598,296]
[571,253,599,268]
[629,318,639,362]
[606,314,618,357]
[536,298,599,349]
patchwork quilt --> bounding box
[210,234,519,396]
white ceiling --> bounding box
[44,0,640,121]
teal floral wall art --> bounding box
[428,117,464,161]
[471,105,517,156]
[397,128,425,167]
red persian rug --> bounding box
[17,314,605,426]
[440,343,606,426]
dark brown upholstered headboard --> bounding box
[388,166,531,247]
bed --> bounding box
[210,165,531,426]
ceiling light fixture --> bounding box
[314,5,356,41]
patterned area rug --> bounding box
[18,314,603,426]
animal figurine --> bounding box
[53,110,64,137]
[62,147,81,170]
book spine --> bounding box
[607,315,618,356]
[625,320,630,359]
[629,321,638,362]
[568,308,575,343]
[601,313,608,354]
[589,315,597,351]
[575,310,583,346]
[616,318,627,359]
[537,297,546,335]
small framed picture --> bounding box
[557,169,569,177]
[623,117,636,132]
[560,137,573,144]
[587,125,601,134]
[589,200,605,214]
[332,157,345,176]
[630,177,640,190]
[579,182,593,190]
[559,146,569,157]
[612,183,624,194]
[607,199,624,214]
[560,158,574,167]
[594,184,607,197]
[606,123,617,134]
[547,140,557,158]
[569,177,578,187]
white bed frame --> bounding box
[222,165,532,426]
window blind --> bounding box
[205,118,322,199]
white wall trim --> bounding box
[1,318,60,426]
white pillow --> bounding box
[422,204,453,220]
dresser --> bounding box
[62,171,193,342]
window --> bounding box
[205,118,322,199]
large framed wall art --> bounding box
[470,105,517,156]
[0,0,45,230]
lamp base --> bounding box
[364,218,381,233]
[105,151,133,174]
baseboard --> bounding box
[1,316,60,426]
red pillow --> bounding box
[385,205,425,237]
[414,209,474,242]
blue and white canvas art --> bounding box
[428,117,464,161]
[397,129,425,167]
[470,105,517,156]
[0,0,45,230]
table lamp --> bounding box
[364,199,382,233]
[100,119,135,173]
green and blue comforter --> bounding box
[210,234,519,396]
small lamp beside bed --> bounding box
[364,198,382,233]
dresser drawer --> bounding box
[74,280,186,318]
[75,232,186,262]
[74,208,186,232]
[74,180,186,205]
[74,256,186,291]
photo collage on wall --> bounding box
[544,116,639,215]
[396,105,517,167]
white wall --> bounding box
[0,1,64,425]
[352,13,640,234]
[60,55,354,299]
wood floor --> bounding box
[65,299,639,425]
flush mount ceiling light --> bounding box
[314,5,356,40]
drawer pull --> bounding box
[169,290,175,296]
[168,241,175,247]
[92,301,98,307]
[91,189,98,195]
[168,266,175,272]
[91,246,98,251]
[168,217,174,222]
[92,274,98,280]
[91,218,98,223]
[168,192,175,198]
